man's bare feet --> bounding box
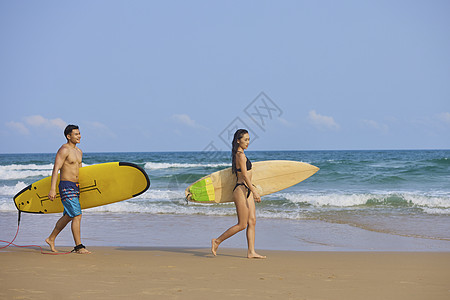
[74,247,91,254]
[211,239,219,256]
[248,252,266,259]
[45,238,57,252]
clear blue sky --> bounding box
[1,0,449,153]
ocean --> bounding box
[1,150,449,252]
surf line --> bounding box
[0,211,73,255]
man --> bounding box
[45,124,90,254]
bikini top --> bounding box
[236,157,252,172]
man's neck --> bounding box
[67,141,77,148]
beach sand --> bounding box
[1,247,449,300]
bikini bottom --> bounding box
[233,182,251,198]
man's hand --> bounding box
[48,189,57,201]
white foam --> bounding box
[86,200,234,216]
[0,182,28,196]
[144,162,229,170]
[421,207,450,215]
[0,202,16,211]
[132,189,184,201]
[403,194,450,209]
[1,188,448,217]
[0,164,53,180]
[278,192,450,209]
[0,163,93,180]
[279,192,371,207]
[0,170,51,180]
[0,164,53,171]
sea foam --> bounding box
[144,162,229,170]
[0,182,28,196]
[277,192,450,210]
[0,164,53,180]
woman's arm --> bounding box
[236,152,261,202]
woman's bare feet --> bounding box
[45,238,57,252]
[211,239,220,256]
[248,252,266,259]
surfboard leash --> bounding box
[0,211,73,255]
[0,211,21,250]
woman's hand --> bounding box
[252,190,261,203]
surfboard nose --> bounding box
[185,192,192,202]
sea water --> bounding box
[1,150,449,251]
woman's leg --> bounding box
[211,187,249,256]
[246,192,266,259]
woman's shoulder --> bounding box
[236,151,246,158]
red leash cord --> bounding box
[0,211,73,255]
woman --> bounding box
[211,129,266,259]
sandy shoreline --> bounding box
[2,212,449,252]
[1,247,449,300]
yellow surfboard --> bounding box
[185,160,319,203]
[13,162,150,214]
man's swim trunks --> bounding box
[59,181,81,218]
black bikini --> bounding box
[236,157,252,173]
[233,156,253,198]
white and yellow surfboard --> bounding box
[14,162,150,214]
[185,160,319,203]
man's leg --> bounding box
[71,214,91,254]
[46,214,72,252]
[71,214,82,246]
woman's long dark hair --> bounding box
[231,129,248,174]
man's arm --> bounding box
[48,147,69,201]
[78,148,83,168]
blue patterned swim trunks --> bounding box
[59,181,81,218]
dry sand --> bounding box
[1,247,449,300]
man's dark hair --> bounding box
[64,125,79,138]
